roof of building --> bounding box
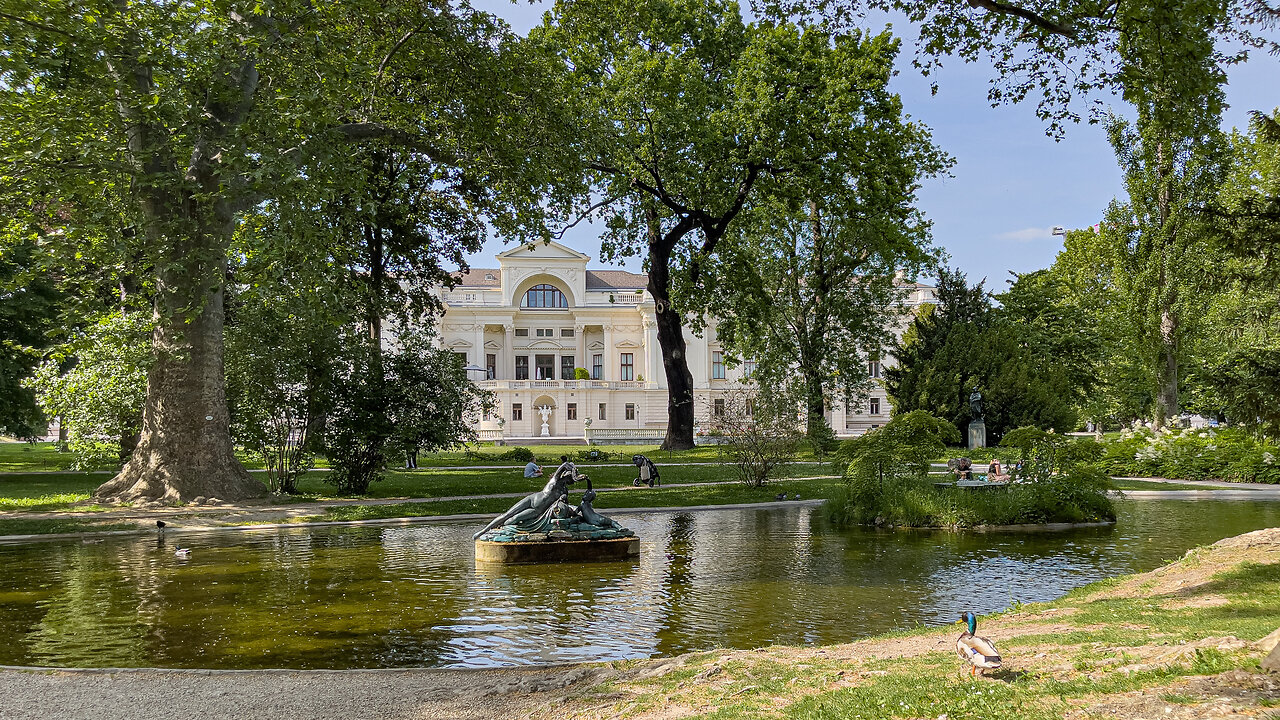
[453,268,501,287]
[585,270,648,290]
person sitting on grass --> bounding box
[987,459,1011,484]
[524,460,543,478]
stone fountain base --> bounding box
[475,536,640,564]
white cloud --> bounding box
[995,226,1056,242]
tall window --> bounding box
[712,351,725,379]
[713,398,725,417]
[515,356,528,380]
[561,355,575,380]
[625,403,636,420]
[512,403,523,421]
[567,403,577,420]
[485,353,496,380]
[599,403,607,420]
[620,353,634,381]
[522,284,568,308]
[868,359,881,379]
[869,397,881,415]
[592,354,602,380]
[535,354,555,380]
[743,359,756,378]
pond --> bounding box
[1,498,1278,670]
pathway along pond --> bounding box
[2,498,1278,670]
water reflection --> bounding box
[0,498,1277,669]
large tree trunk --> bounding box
[647,208,696,450]
[95,216,261,505]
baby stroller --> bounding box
[631,454,661,488]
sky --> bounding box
[464,0,1279,289]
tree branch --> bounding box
[0,10,76,37]
[964,0,1077,38]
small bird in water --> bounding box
[956,611,1001,677]
[173,546,191,558]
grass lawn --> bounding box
[0,442,98,472]
[0,472,106,511]
[300,474,840,524]
[414,442,826,466]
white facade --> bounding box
[436,241,936,443]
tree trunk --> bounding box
[94,216,261,504]
[802,362,828,441]
[1155,306,1179,426]
[646,207,696,450]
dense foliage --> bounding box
[1096,426,1280,484]
[885,268,1089,442]
[826,412,1115,528]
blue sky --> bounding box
[465,0,1278,288]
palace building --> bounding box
[436,241,935,444]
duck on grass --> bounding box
[826,413,1116,529]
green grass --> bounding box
[413,443,826,466]
[0,517,139,535]
[0,472,105,511]
[0,442,103,472]
[299,475,841,524]
[290,462,828,499]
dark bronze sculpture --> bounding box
[473,460,633,542]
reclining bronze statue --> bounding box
[473,459,634,545]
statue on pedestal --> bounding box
[472,459,633,542]
[537,404,552,437]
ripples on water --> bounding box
[1,498,1278,669]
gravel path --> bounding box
[0,664,609,720]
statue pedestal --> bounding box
[475,537,640,564]
[968,420,986,450]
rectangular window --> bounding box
[561,355,575,381]
[599,403,607,421]
[712,351,725,379]
[567,403,577,420]
[743,359,756,378]
[485,353,496,380]
[535,354,556,380]
[870,397,881,415]
[560,328,575,338]
[592,354,602,380]
[515,328,529,337]
[512,403,523,421]
[625,403,636,420]
[453,351,468,367]
[869,360,881,379]
[620,353,634,381]
[714,398,725,417]
[536,328,555,337]
[515,355,529,380]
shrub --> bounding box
[500,446,535,463]
[575,449,612,462]
[709,390,800,487]
[1095,426,1280,483]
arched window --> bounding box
[522,284,568,308]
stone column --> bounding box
[502,322,515,380]
[642,316,659,389]
[472,323,484,370]
[575,322,586,376]
[603,323,615,381]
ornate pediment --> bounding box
[587,340,605,351]
[483,339,503,350]
[446,338,472,349]
[616,339,641,348]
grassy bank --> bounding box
[524,528,1280,720]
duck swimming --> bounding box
[173,546,191,558]
[956,611,1001,676]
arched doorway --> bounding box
[532,395,557,437]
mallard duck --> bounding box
[173,546,191,558]
[957,611,1001,676]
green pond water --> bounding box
[1,498,1278,670]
